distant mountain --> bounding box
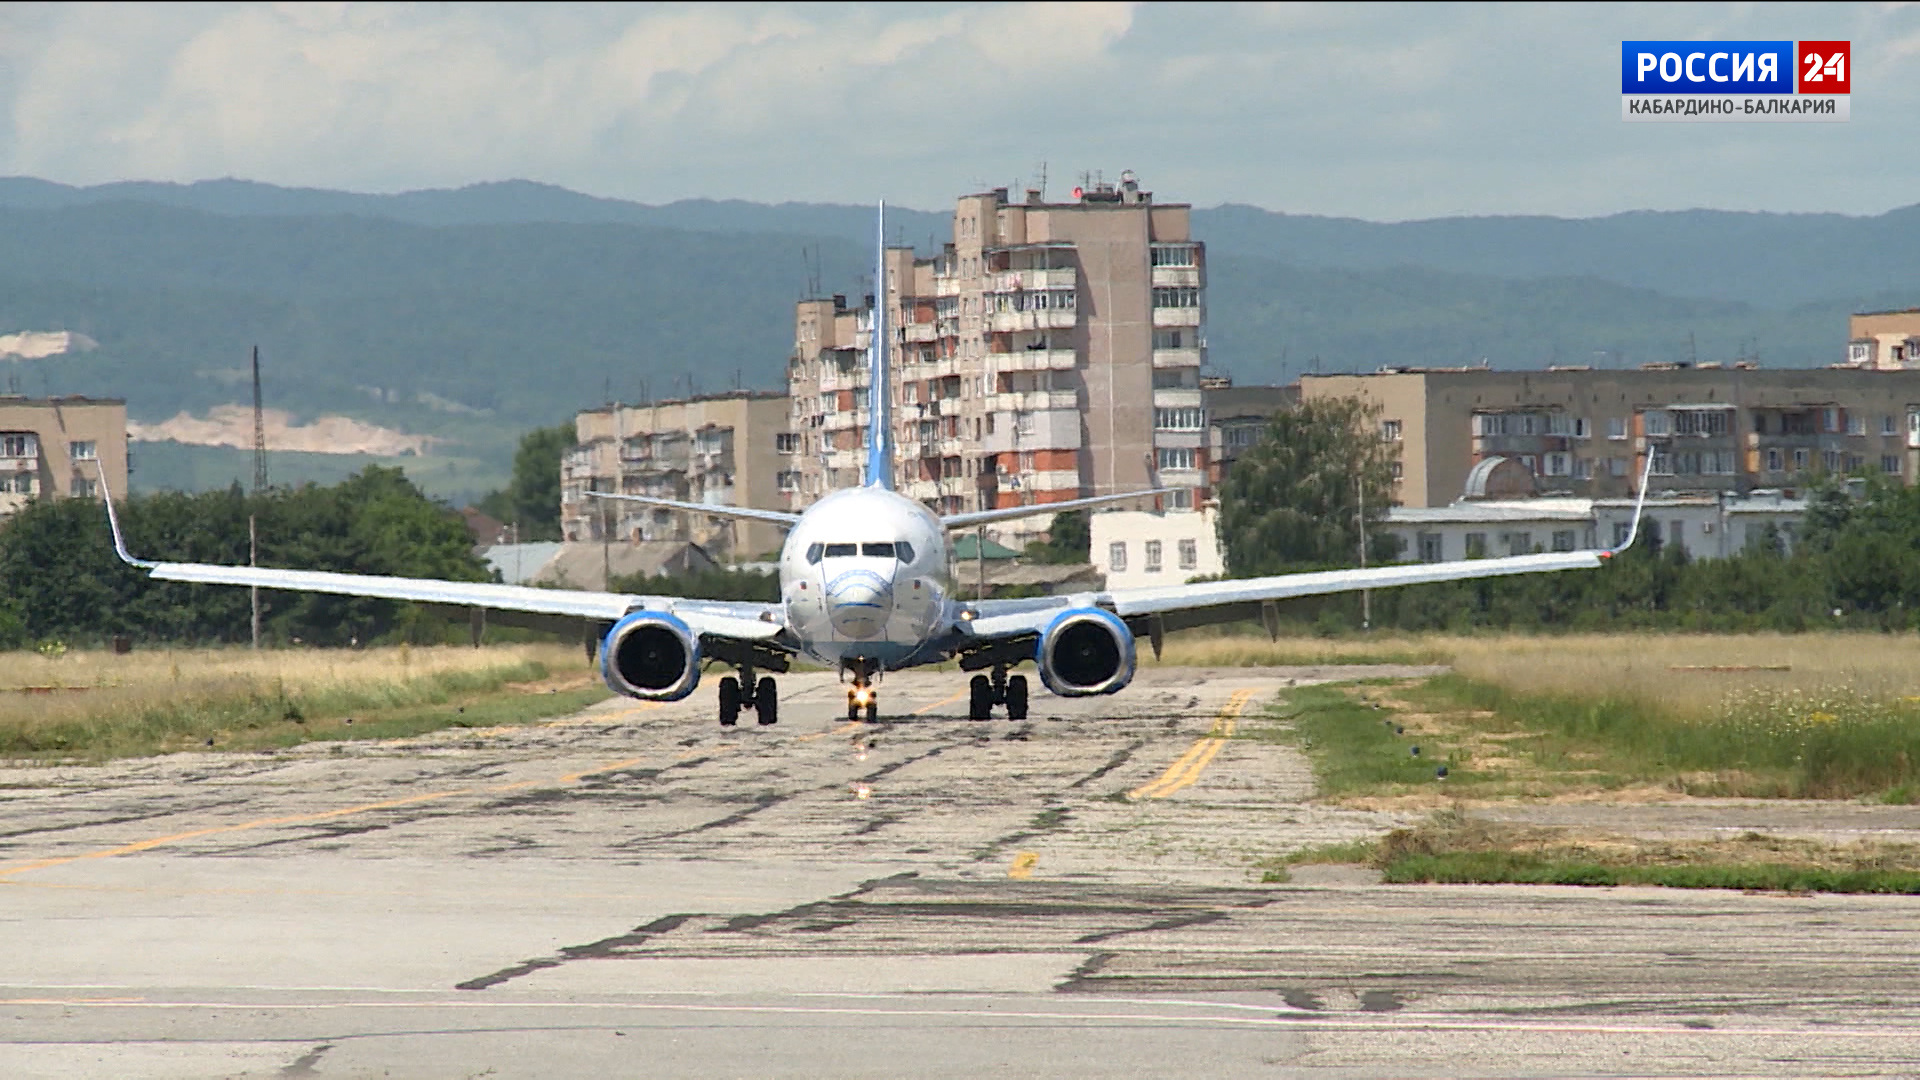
[0,178,1908,497]
[6,176,1916,309]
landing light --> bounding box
[853,688,874,705]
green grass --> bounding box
[0,660,609,760]
[1247,684,1461,798]
[1416,672,1920,800]
[1381,852,1920,893]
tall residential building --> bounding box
[0,396,127,520]
[1301,365,1920,508]
[562,391,790,558]
[786,174,1205,545]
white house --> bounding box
[1386,492,1808,563]
[1088,508,1225,591]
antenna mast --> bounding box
[251,345,268,493]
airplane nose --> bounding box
[826,569,893,640]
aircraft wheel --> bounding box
[865,699,879,723]
[718,677,741,727]
[756,677,779,725]
[968,674,993,720]
[1006,674,1029,721]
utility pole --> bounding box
[1356,472,1371,632]
[250,345,266,650]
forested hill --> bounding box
[0,177,1912,493]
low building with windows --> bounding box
[1385,491,1807,564]
[1088,507,1224,591]
[0,395,127,521]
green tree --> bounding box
[1215,396,1401,576]
[480,424,575,541]
[1024,510,1090,564]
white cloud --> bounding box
[1,2,1915,218]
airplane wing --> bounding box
[941,487,1165,530]
[586,491,801,527]
[97,478,784,644]
[960,549,1605,641]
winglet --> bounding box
[92,463,154,569]
[1601,451,1658,559]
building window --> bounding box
[1380,419,1402,441]
[1464,533,1487,559]
[69,476,98,498]
[1108,542,1128,573]
[1649,447,1672,475]
[777,470,801,493]
[775,433,800,454]
[1155,408,1205,430]
[1543,452,1570,477]
[1573,457,1592,480]
[1150,245,1197,267]
[1642,411,1670,436]
[0,433,36,458]
[1573,417,1591,439]
[1417,532,1443,563]
[1885,415,1900,436]
[1608,457,1627,477]
[1706,450,1736,475]
[1882,454,1904,474]
[68,440,97,461]
[1672,410,1730,437]
[1144,540,1163,573]
[1850,342,1872,364]
[1607,417,1627,440]
[1613,522,1633,547]
[1390,461,1404,480]
[1178,538,1198,570]
[1157,447,1195,471]
[1793,448,1810,471]
[1823,408,1841,433]
[1823,449,1844,472]
[1153,329,1185,349]
[1151,287,1201,308]
[2,472,33,495]
[1166,489,1193,509]
[1552,530,1577,552]
[1848,415,1867,437]
[1506,532,1533,556]
[1763,448,1781,471]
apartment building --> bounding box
[1846,308,1920,369]
[0,396,127,520]
[561,391,789,558]
[786,174,1205,545]
[1203,381,1297,487]
[1301,366,1920,507]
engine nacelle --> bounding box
[599,611,701,700]
[1034,607,1136,697]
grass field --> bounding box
[1252,632,1920,802]
[0,643,607,760]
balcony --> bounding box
[1152,388,1203,410]
[1152,347,1203,369]
[1150,266,1203,288]
[818,368,866,392]
[1151,308,1203,328]
[991,267,1077,292]
[904,323,936,344]
[990,389,1080,413]
[993,348,1078,373]
[988,309,1078,333]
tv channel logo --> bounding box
[1621,40,1848,122]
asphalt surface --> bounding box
[2,665,1918,1078]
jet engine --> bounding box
[599,611,701,700]
[1034,608,1136,697]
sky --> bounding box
[1,2,1915,221]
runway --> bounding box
[2,666,1917,1077]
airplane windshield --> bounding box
[823,543,857,557]
[805,543,824,565]
[895,541,914,563]
[861,542,895,558]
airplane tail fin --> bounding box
[864,201,895,491]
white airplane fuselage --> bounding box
[777,485,952,671]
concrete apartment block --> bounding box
[0,396,127,520]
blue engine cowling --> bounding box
[599,610,701,700]
[1034,607,1136,697]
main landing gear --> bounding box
[718,666,778,728]
[968,666,1029,721]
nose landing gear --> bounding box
[843,659,881,722]
[968,666,1029,721]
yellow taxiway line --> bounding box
[1127,688,1259,800]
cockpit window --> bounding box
[823,543,857,557]
[805,542,824,565]
[861,542,895,558]
[894,541,914,563]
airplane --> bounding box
[98,204,1647,727]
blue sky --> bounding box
[1,2,1914,219]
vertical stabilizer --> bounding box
[864,202,895,489]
